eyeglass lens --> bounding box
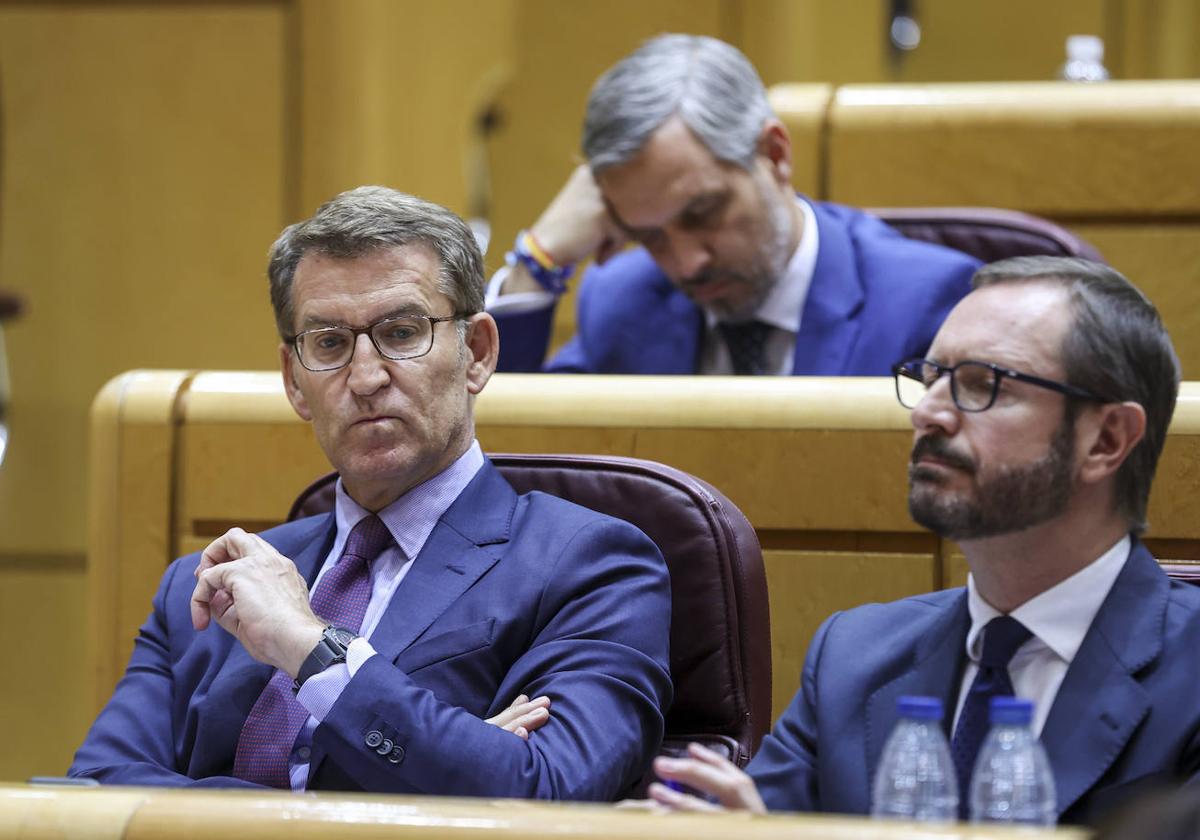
[897,360,998,411]
[298,316,434,370]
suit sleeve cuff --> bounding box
[296,638,379,722]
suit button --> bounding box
[364,730,384,749]
[376,738,394,756]
[387,746,405,764]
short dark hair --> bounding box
[582,34,774,173]
[972,256,1180,533]
[267,186,484,339]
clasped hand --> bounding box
[190,527,325,677]
[190,527,553,739]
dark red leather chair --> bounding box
[873,207,1105,264]
[289,453,772,780]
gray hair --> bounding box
[972,256,1180,534]
[267,186,484,339]
[582,34,774,173]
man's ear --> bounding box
[463,313,499,395]
[279,343,312,421]
[1077,401,1146,486]
[756,118,793,187]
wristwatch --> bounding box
[293,625,358,692]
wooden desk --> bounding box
[0,784,1087,840]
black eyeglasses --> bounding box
[893,357,1104,412]
[288,313,464,372]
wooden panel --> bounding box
[1071,222,1200,380]
[764,549,938,721]
[827,81,1200,215]
[0,556,88,783]
[0,4,287,565]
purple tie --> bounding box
[951,615,1032,817]
[232,514,392,788]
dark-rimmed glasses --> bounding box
[893,357,1104,412]
[288,314,464,372]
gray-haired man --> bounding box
[490,34,978,376]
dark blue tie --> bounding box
[717,320,773,375]
[951,615,1032,817]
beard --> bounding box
[907,418,1076,541]
[678,176,795,323]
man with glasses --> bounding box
[646,256,1200,825]
[70,187,672,799]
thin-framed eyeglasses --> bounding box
[288,313,465,372]
[893,357,1104,412]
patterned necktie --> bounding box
[232,514,392,788]
[717,320,773,375]
[951,615,1033,817]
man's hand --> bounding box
[190,527,325,677]
[502,165,628,296]
[647,743,767,814]
[485,694,552,739]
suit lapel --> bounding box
[367,461,513,661]
[862,593,970,810]
[791,202,866,375]
[1040,541,1165,816]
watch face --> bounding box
[328,627,358,647]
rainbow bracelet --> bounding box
[506,230,575,295]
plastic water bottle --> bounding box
[969,697,1057,825]
[1058,35,1110,82]
[871,696,959,822]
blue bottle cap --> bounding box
[896,695,944,720]
[989,696,1034,725]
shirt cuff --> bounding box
[485,265,556,314]
[295,638,379,722]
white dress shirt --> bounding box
[952,535,1132,737]
[287,440,485,789]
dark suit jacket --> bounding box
[70,461,673,801]
[746,541,1200,825]
[494,201,979,375]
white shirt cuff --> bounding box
[484,265,556,314]
[295,637,379,722]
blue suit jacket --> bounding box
[746,541,1200,825]
[70,460,673,800]
[494,201,979,375]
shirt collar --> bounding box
[964,534,1131,665]
[704,195,818,334]
[333,440,486,562]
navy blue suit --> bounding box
[746,541,1200,825]
[71,460,673,800]
[495,201,979,375]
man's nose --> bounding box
[346,333,388,394]
[667,230,713,279]
[910,374,960,436]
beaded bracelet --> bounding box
[506,230,575,295]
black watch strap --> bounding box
[293,625,358,692]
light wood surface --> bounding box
[0,784,1087,840]
[88,372,1200,723]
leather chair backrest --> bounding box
[872,206,1105,264]
[289,453,772,772]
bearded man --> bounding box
[647,256,1200,826]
